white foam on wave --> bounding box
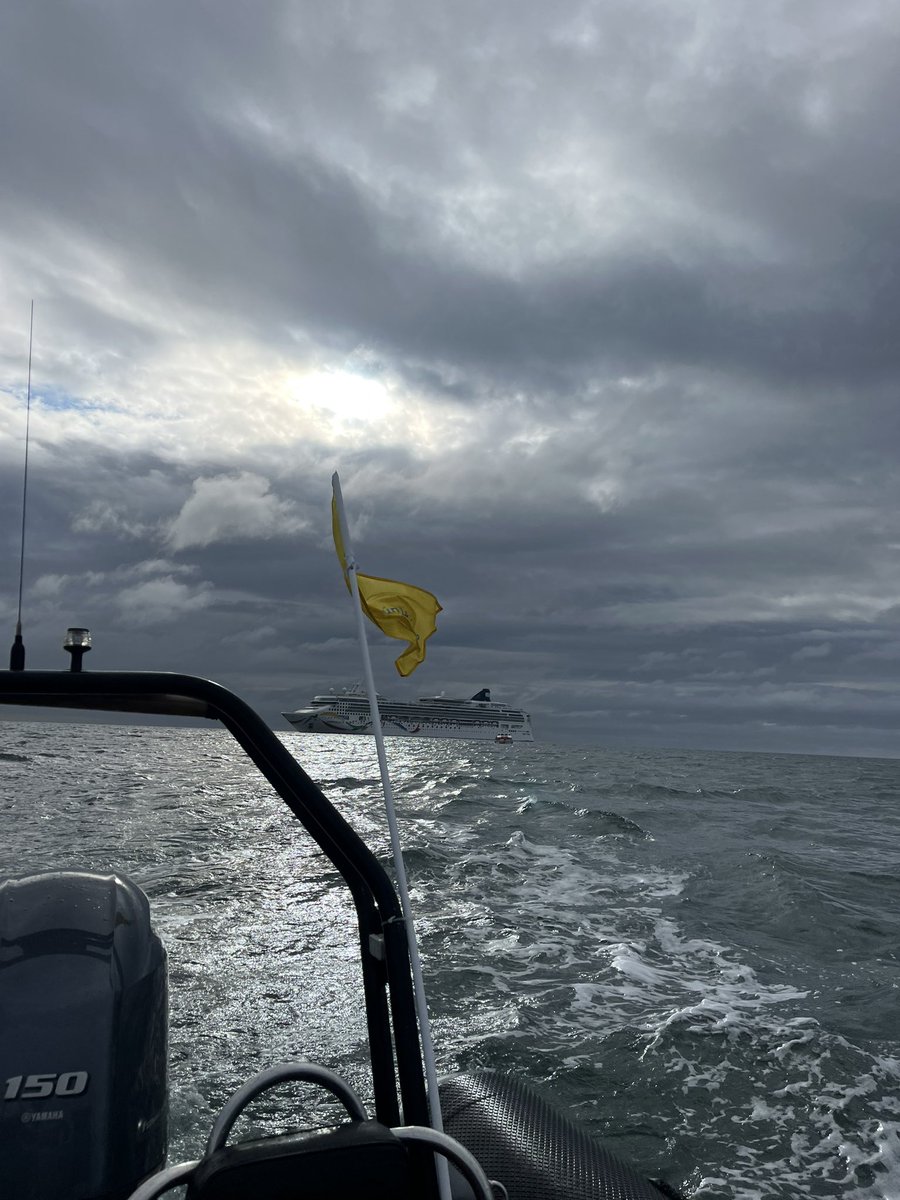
[638,920,810,1053]
[609,946,668,989]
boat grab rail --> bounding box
[206,1063,369,1154]
[0,668,428,1129]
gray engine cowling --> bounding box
[0,870,167,1199]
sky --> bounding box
[2,1,900,756]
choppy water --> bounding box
[2,721,899,1199]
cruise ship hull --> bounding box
[282,689,534,741]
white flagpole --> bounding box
[331,473,451,1200]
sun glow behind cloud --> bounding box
[286,368,391,429]
[279,367,464,455]
[0,339,475,477]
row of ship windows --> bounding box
[354,717,519,729]
[363,716,526,726]
[334,707,526,723]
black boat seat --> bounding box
[186,1120,417,1199]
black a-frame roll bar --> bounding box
[0,670,429,1130]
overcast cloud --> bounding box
[2,0,900,755]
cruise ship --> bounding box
[282,686,534,741]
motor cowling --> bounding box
[0,870,167,1200]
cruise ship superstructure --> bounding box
[282,686,534,741]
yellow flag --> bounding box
[332,499,442,676]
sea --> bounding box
[2,721,899,1200]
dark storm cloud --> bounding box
[4,0,899,393]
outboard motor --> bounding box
[0,871,167,1199]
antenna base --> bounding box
[9,633,25,672]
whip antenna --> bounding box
[9,301,34,671]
